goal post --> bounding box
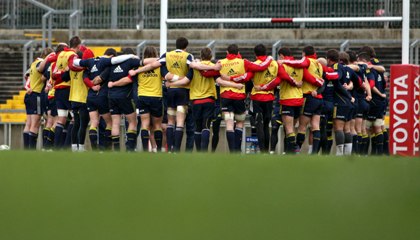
[160,0,410,64]
[160,0,418,156]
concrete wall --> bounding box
[8,28,420,43]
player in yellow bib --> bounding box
[23,48,53,149]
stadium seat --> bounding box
[90,46,122,57]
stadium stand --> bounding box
[0,52,23,104]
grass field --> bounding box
[0,151,419,240]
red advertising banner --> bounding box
[389,65,420,157]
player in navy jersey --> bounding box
[358,52,386,155]
[73,48,137,150]
[346,51,372,155]
[99,48,141,151]
[358,46,388,155]
[339,51,363,155]
[316,57,334,155]
[325,50,355,156]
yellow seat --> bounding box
[0,103,12,109]
[12,104,25,110]
[13,95,25,101]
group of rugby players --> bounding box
[23,35,389,155]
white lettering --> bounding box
[413,128,420,143]
[393,143,407,154]
[414,115,420,129]
[394,74,409,89]
[393,89,407,99]
[414,100,420,115]
[393,99,408,115]
[392,114,408,128]
[414,75,420,98]
[393,128,408,143]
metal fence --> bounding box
[1,0,420,29]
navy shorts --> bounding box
[355,98,370,119]
[253,100,273,120]
[24,92,46,115]
[46,98,58,117]
[109,97,136,115]
[87,95,110,115]
[302,95,323,117]
[333,104,353,121]
[321,100,334,120]
[221,98,246,114]
[137,96,163,118]
[167,88,189,108]
[71,101,87,112]
[280,105,301,119]
[367,100,386,121]
[55,88,72,110]
[192,101,215,123]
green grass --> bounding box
[0,151,419,240]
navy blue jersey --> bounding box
[332,63,353,105]
[370,68,386,103]
[343,65,360,97]
[354,64,367,99]
[321,79,334,103]
[104,58,140,99]
[371,58,386,88]
[79,57,113,98]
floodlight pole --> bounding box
[402,0,410,64]
[160,0,168,55]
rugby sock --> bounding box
[375,132,384,155]
[326,121,334,154]
[211,119,221,152]
[383,129,389,155]
[64,123,73,148]
[105,128,112,150]
[270,127,279,153]
[89,128,98,150]
[23,131,30,149]
[370,135,377,155]
[28,132,38,150]
[308,145,313,154]
[154,129,163,152]
[357,134,363,155]
[326,137,333,155]
[111,135,120,151]
[285,133,298,154]
[174,127,184,152]
[166,125,174,152]
[312,130,321,155]
[42,128,49,148]
[296,132,306,149]
[126,130,137,152]
[352,134,358,155]
[226,130,235,153]
[234,128,243,152]
[335,130,345,156]
[54,123,64,149]
[140,129,149,152]
[201,129,210,152]
[363,134,370,155]
[194,131,202,152]
[46,129,55,149]
[344,132,353,156]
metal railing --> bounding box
[1,0,420,29]
[409,39,420,65]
